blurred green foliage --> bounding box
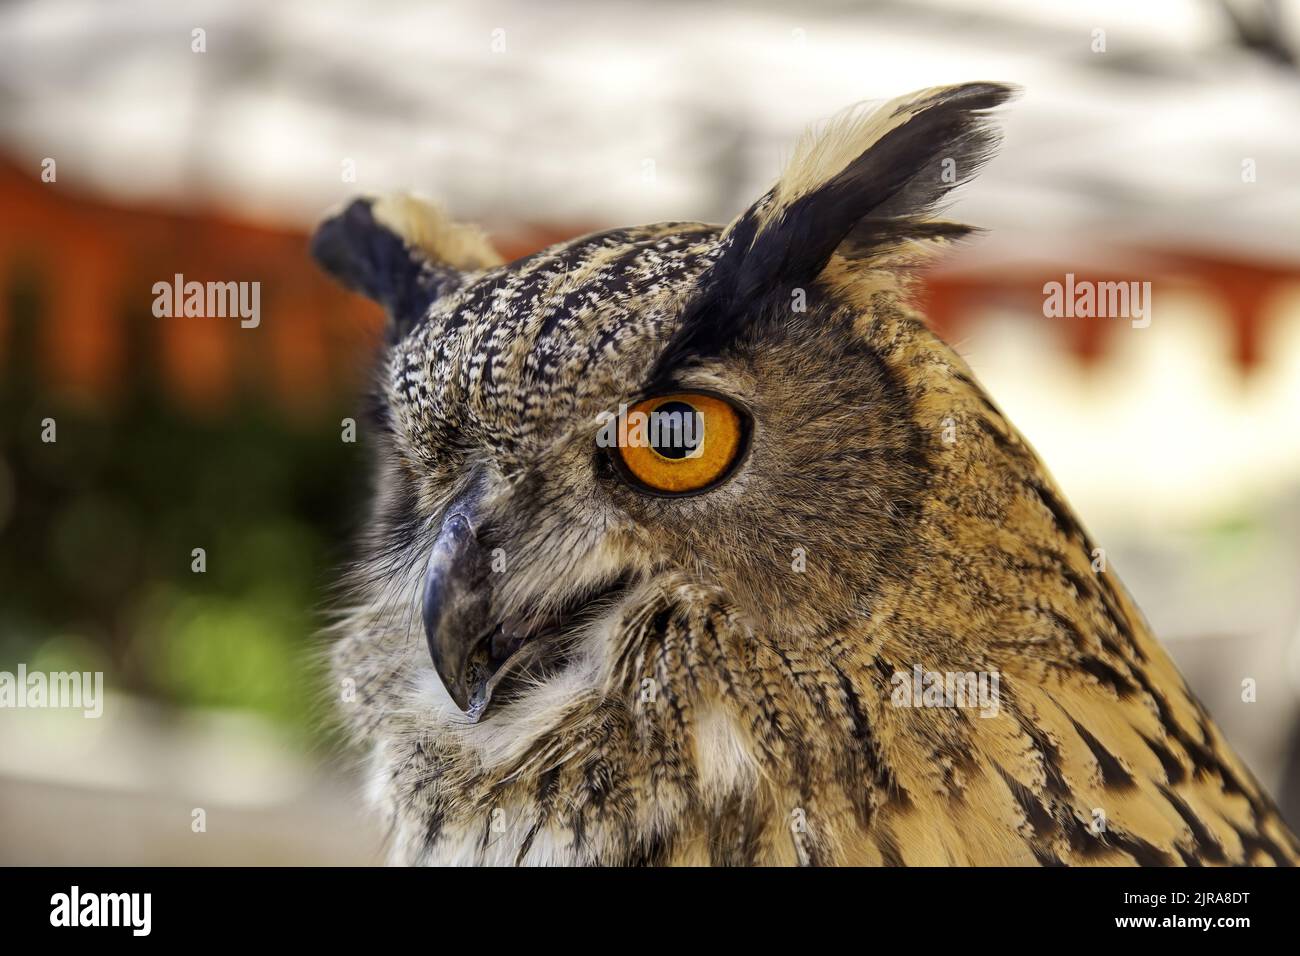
[0,267,371,739]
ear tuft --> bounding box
[740,81,1016,289]
[769,83,1013,232]
[649,82,1015,378]
[370,194,503,272]
[311,194,501,335]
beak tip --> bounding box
[446,682,472,713]
[422,497,498,720]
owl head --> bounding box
[315,83,1021,861]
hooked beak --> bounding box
[422,509,495,715]
[421,496,635,720]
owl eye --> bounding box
[602,392,748,495]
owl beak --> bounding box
[422,509,495,714]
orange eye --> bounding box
[605,392,747,495]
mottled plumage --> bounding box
[314,83,1299,866]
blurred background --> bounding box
[2,0,1300,863]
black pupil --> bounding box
[651,401,703,460]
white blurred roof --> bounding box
[3,0,1299,263]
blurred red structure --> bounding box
[0,160,574,419]
[922,255,1300,372]
[2,158,1296,418]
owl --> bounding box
[313,83,1298,866]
